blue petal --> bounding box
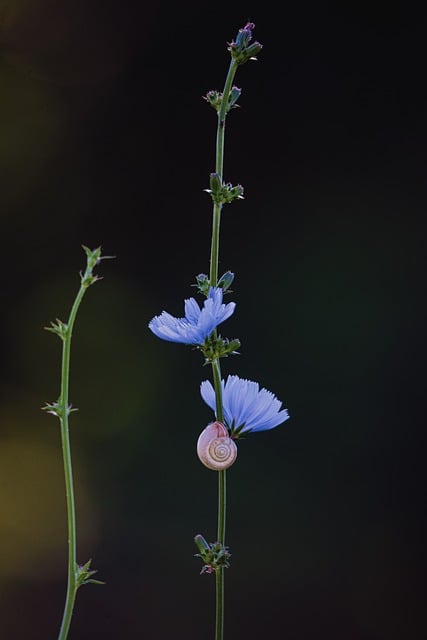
[148,286,236,346]
[200,374,289,434]
[184,297,201,324]
[200,380,216,411]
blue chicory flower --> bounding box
[200,374,289,434]
[148,286,235,345]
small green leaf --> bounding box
[76,559,104,588]
[44,319,68,340]
[41,401,62,418]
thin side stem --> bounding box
[57,284,88,640]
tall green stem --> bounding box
[57,283,87,640]
[209,57,238,640]
[46,249,104,640]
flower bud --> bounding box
[227,184,244,201]
[228,86,242,110]
[243,41,263,61]
[204,90,222,111]
[221,183,244,204]
[194,534,211,558]
[194,535,232,574]
[235,22,255,50]
[195,273,210,295]
[209,172,222,196]
[220,338,240,357]
[217,271,234,291]
[228,22,262,65]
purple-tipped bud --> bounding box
[228,22,262,64]
[235,22,255,49]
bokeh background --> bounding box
[1,1,426,638]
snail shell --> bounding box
[197,421,238,471]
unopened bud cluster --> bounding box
[204,86,242,113]
[205,172,244,206]
[195,271,234,296]
[201,334,241,363]
[228,22,263,65]
[194,534,231,574]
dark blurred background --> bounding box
[0,1,426,638]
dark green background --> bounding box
[0,1,425,638]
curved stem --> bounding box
[57,283,89,640]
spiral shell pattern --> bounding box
[197,421,238,471]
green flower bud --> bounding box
[82,245,102,269]
[194,534,211,559]
[195,273,211,296]
[205,176,244,206]
[227,184,244,201]
[217,271,234,291]
[220,338,241,357]
[201,335,241,362]
[209,172,222,196]
[194,536,232,574]
[228,86,242,111]
[242,41,263,61]
[204,90,222,111]
[222,183,244,203]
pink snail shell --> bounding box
[197,421,238,471]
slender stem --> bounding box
[211,358,224,423]
[216,59,239,178]
[57,283,89,640]
[208,57,239,640]
[215,467,226,640]
[209,59,239,287]
[216,469,226,545]
[210,203,222,288]
[211,358,226,640]
[211,358,226,548]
